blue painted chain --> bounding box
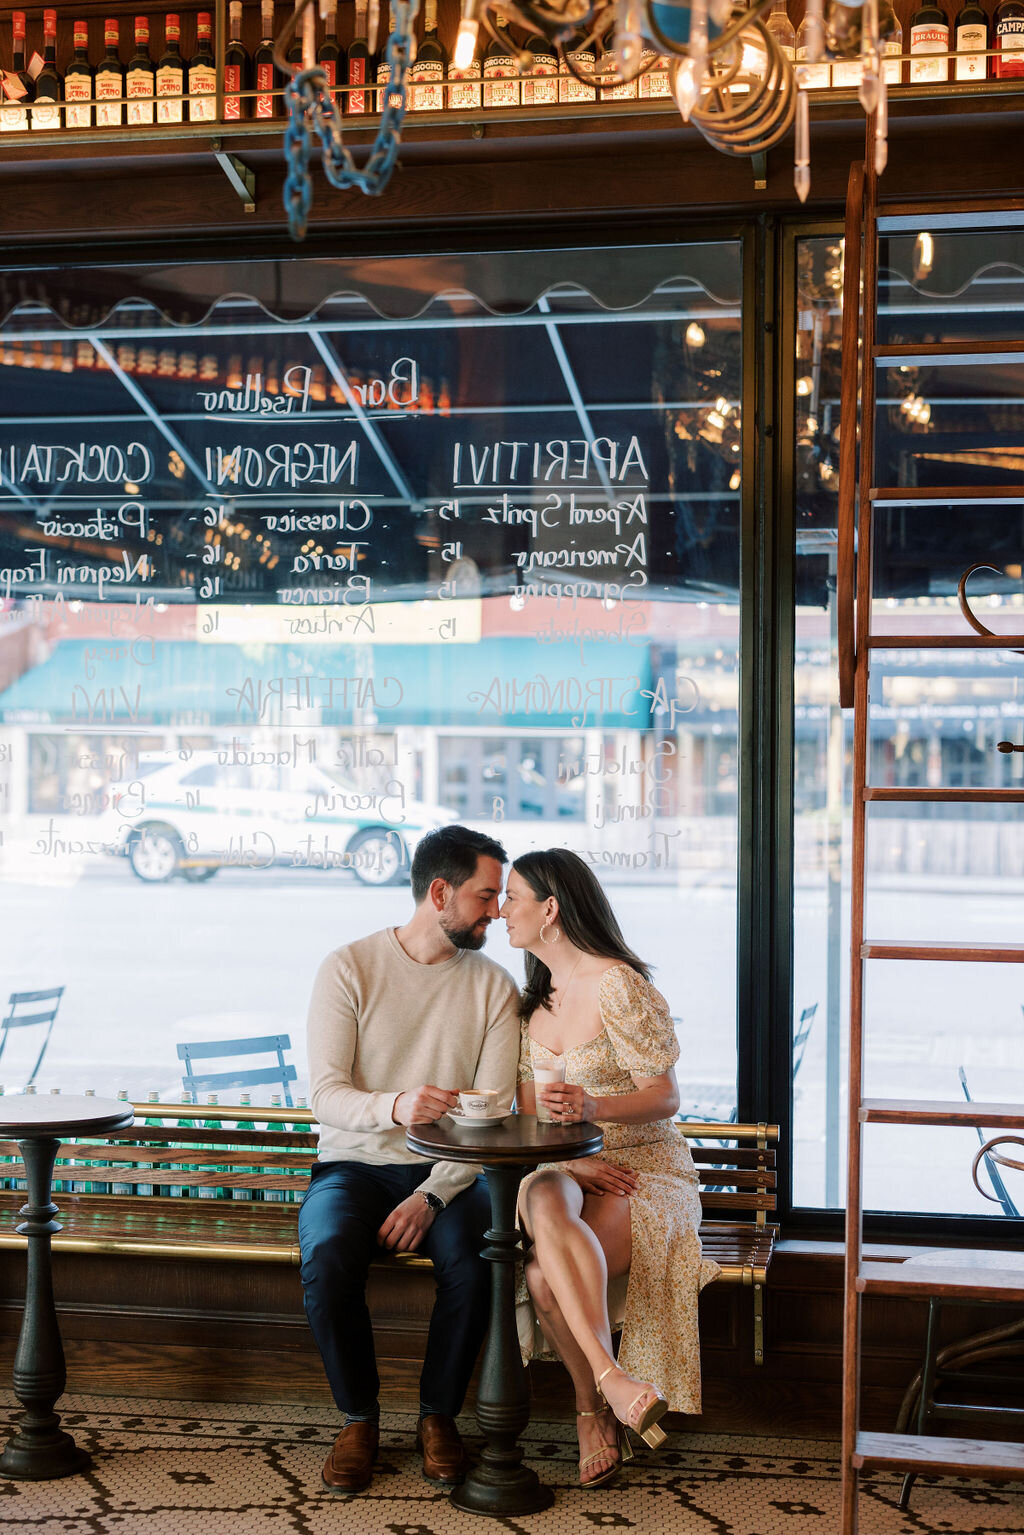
[283,0,417,241]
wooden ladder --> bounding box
[838,137,1024,1533]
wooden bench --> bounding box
[0,1105,779,1364]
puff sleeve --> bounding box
[517,1016,535,1083]
[599,965,680,1077]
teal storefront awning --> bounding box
[0,638,655,731]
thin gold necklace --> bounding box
[550,953,583,1014]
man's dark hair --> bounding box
[410,825,507,903]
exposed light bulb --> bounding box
[913,231,934,281]
[454,10,479,71]
[685,322,706,348]
[674,58,700,121]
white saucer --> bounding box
[446,1111,510,1128]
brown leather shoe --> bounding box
[321,1421,379,1494]
[416,1414,467,1486]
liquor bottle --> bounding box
[954,0,989,76]
[169,1095,195,1199]
[224,0,250,120]
[112,1089,134,1195]
[559,29,597,103]
[137,1091,162,1196]
[1,13,33,133]
[483,8,521,107]
[376,8,402,111]
[64,19,94,129]
[637,41,671,97]
[796,9,831,88]
[409,0,447,111]
[448,2,482,107]
[189,12,217,121]
[599,29,638,99]
[263,1094,285,1201]
[255,0,280,118]
[156,13,185,124]
[94,19,124,127]
[347,0,372,113]
[994,0,1024,75]
[909,0,950,82]
[126,15,156,125]
[521,31,559,104]
[287,0,304,70]
[767,0,797,59]
[318,0,343,108]
[199,1094,225,1199]
[883,10,903,84]
[31,9,61,132]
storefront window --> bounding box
[0,241,744,1107]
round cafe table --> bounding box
[0,1094,134,1480]
[407,1111,603,1517]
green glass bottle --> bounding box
[263,1094,285,1202]
[169,1094,195,1199]
[112,1088,134,1196]
[233,1092,256,1202]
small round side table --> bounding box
[407,1111,603,1517]
[0,1094,134,1480]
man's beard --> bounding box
[441,915,489,951]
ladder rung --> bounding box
[868,634,1024,649]
[853,1431,1024,1477]
[860,1098,1024,1128]
[864,787,1024,803]
[874,340,1024,366]
[870,485,1024,504]
[861,941,1024,962]
[856,1260,1024,1303]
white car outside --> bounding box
[98,752,456,886]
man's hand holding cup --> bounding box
[392,1085,459,1126]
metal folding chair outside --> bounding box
[176,1034,298,1109]
[0,987,65,1088]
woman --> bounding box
[501,849,718,1489]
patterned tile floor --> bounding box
[1,1391,1023,1535]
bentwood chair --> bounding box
[0,987,65,1088]
[176,1034,297,1108]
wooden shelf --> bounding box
[856,1260,1024,1302]
[853,1431,1024,1477]
[874,339,1024,366]
[864,788,1024,803]
[860,941,1024,962]
[859,1099,1024,1128]
[867,634,1024,649]
[870,486,1024,504]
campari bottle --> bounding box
[189,12,218,121]
[156,12,185,124]
[954,0,989,78]
[1,12,32,133]
[908,0,950,82]
[31,9,62,132]
[559,28,597,102]
[994,0,1024,76]
[318,0,344,109]
[95,18,125,127]
[126,15,156,125]
[224,1,251,120]
[255,0,280,118]
[521,30,558,105]
[65,19,94,129]
[483,8,521,107]
[408,0,447,111]
[346,0,373,113]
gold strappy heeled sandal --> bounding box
[575,1403,632,1488]
[596,1365,669,1450]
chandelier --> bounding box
[279,0,891,241]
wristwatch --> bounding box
[420,1190,446,1214]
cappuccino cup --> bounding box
[457,1088,500,1119]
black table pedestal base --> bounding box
[0,1419,91,1481]
[451,1162,554,1517]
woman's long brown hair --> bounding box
[514,848,651,1020]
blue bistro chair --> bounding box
[0,987,65,1089]
[176,1034,297,1108]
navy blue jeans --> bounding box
[298,1160,491,1418]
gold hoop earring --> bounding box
[539,920,560,945]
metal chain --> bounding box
[283,0,418,241]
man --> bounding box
[299,824,520,1496]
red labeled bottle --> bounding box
[255,0,280,118]
[65,20,94,129]
[126,15,156,125]
[156,13,185,124]
[224,0,250,120]
[189,12,217,121]
[318,0,343,108]
[31,9,62,132]
[95,18,124,126]
[346,0,372,113]
[995,0,1024,75]
[1,12,32,133]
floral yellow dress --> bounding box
[516,962,720,1415]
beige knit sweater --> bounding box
[307,926,521,1203]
